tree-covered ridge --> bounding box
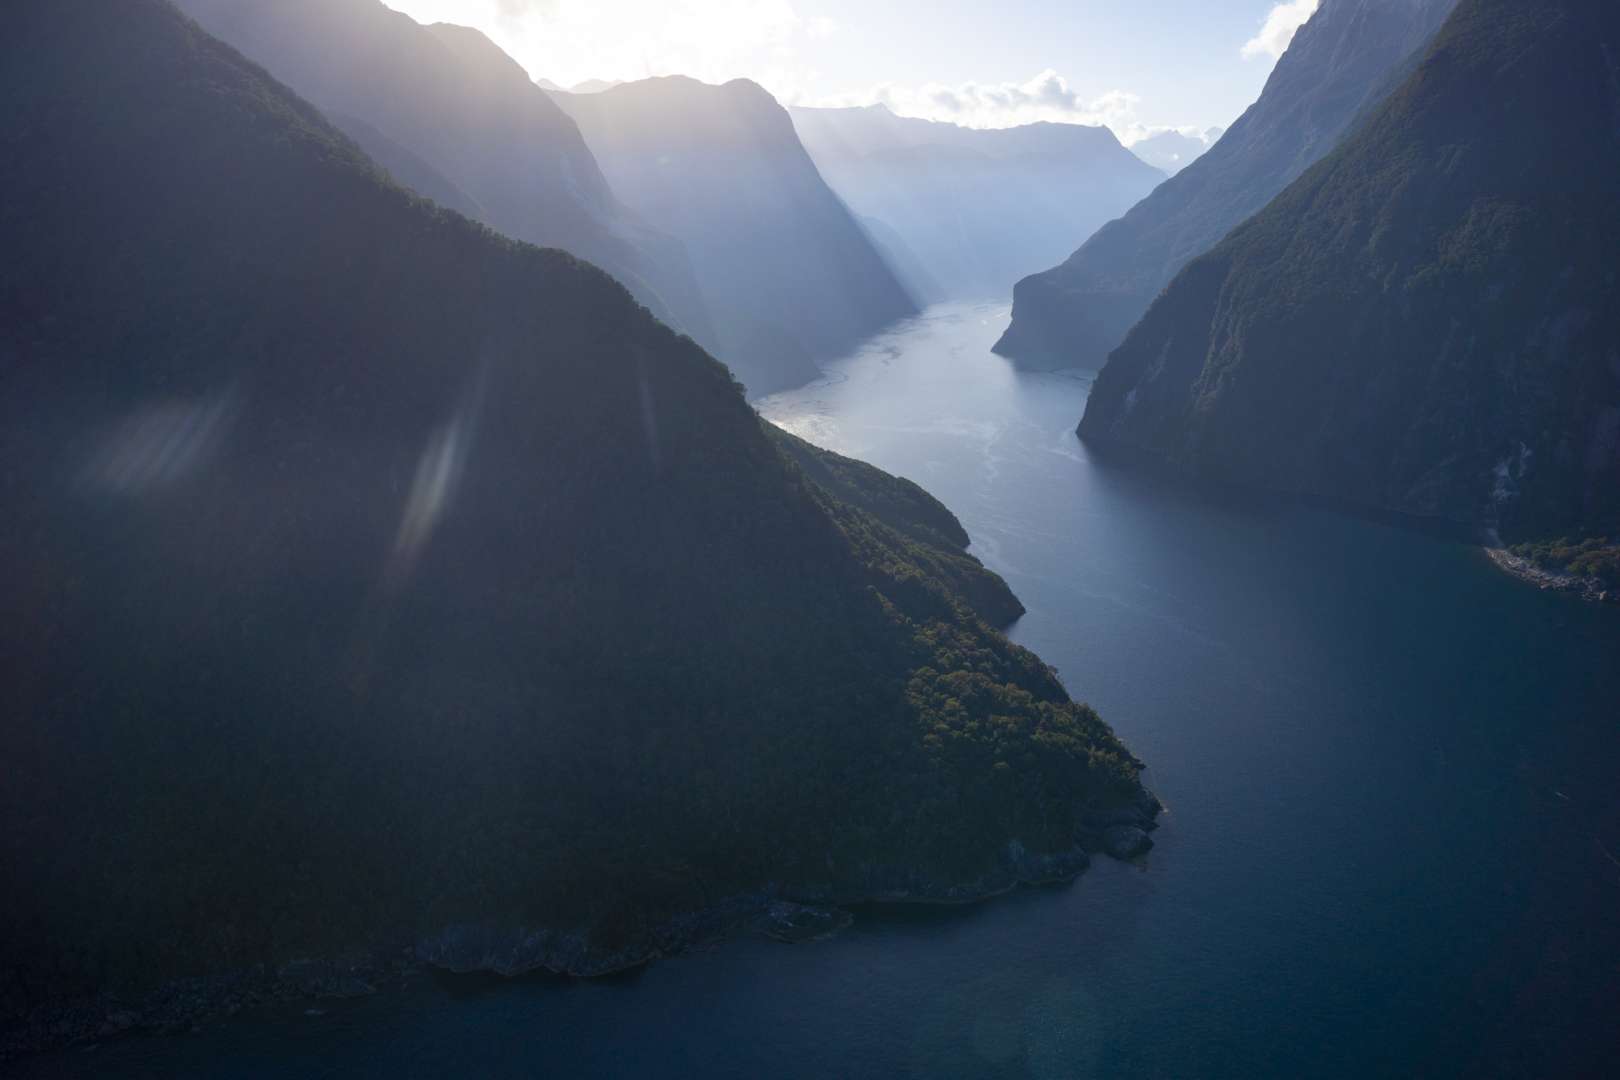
[1508,539,1620,591]
[1078,0,1620,546]
[994,0,1459,369]
[0,0,1143,1015]
[769,426,970,549]
[770,426,1027,626]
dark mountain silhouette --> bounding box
[554,77,919,396]
[0,0,1147,1024]
[171,0,718,352]
[995,0,1461,368]
[1078,0,1620,547]
[791,105,1164,302]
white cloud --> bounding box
[1241,0,1319,61]
[812,70,1148,133]
[808,72,1217,147]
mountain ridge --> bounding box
[554,76,920,395]
[0,0,1148,1042]
[994,0,1461,368]
[171,0,720,352]
[1077,0,1620,546]
[792,103,1164,302]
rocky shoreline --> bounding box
[2,791,1161,1063]
[1484,546,1615,605]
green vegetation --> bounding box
[0,0,1142,1013]
[768,426,1026,625]
[1080,0,1620,546]
[1509,539,1620,590]
[994,0,1459,368]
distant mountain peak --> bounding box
[995,0,1462,368]
[791,103,1164,303]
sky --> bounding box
[382,0,1320,144]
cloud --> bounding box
[815,70,1147,133]
[1241,0,1319,61]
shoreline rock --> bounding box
[3,791,1163,1064]
[1484,546,1615,605]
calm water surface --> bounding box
[30,302,1620,1077]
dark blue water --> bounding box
[28,303,1620,1078]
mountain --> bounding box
[1129,128,1222,176]
[791,105,1165,302]
[995,0,1461,368]
[170,0,717,353]
[553,78,919,396]
[325,110,486,220]
[1078,0,1620,550]
[0,0,1150,1031]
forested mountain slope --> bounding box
[1079,0,1620,547]
[0,0,1147,1028]
[995,0,1460,368]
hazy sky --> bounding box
[382,0,1319,143]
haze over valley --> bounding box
[3,1,1617,1076]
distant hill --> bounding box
[172,0,718,354]
[1078,0,1620,548]
[792,105,1164,303]
[995,0,1461,368]
[0,0,1148,1028]
[555,78,919,395]
[1129,128,1222,176]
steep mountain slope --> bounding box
[171,0,717,352]
[791,105,1164,302]
[326,109,485,220]
[554,78,919,396]
[0,0,1148,1025]
[996,0,1460,368]
[1078,0,1620,546]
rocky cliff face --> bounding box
[554,78,919,396]
[791,105,1164,303]
[1078,0,1620,543]
[171,0,717,351]
[995,0,1460,369]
